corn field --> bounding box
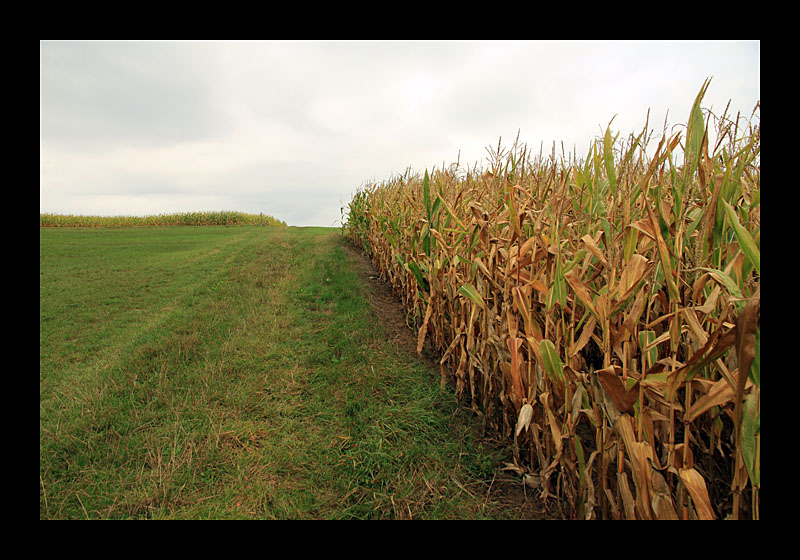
[344,80,760,520]
[39,211,286,228]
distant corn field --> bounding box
[39,211,286,228]
[344,79,760,520]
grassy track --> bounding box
[40,225,539,519]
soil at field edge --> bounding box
[341,239,562,520]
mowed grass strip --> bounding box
[40,225,520,519]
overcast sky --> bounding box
[40,40,760,227]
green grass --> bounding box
[40,225,525,519]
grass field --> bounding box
[40,225,544,519]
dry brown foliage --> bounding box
[344,80,760,519]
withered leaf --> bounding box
[678,468,716,520]
[515,403,534,437]
[596,365,638,415]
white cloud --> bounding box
[40,40,760,226]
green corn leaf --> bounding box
[723,199,760,277]
[436,192,466,231]
[619,129,644,173]
[540,339,565,384]
[547,258,567,310]
[697,267,744,301]
[575,436,586,491]
[603,125,617,196]
[458,283,486,309]
[563,249,587,275]
[740,390,760,487]
[751,327,760,387]
[639,330,658,370]
[423,169,431,221]
[431,195,442,221]
[407,261,427,293]
[423,231,432,258]
[685,78,711,177]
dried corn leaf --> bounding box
[596,366,638,415]
[540,391,563,456]
[515,402,534,437]
[674,443,694,470]
[571,314,597,357]
[678,467,715,520]
[694,285,721,315]
[512,285,543,340]
[616,414,657,519]
[649,460,679,520]
[614,255,651,315]
[416,298,434,354]
[735,287,760,391]
[647,204,679,302]
[507,336,525,409]
[685,377,735,422]
[617,471,637,520]
[629,217,657,240]
[619,254,649,294]
[565,269,598,319]
[580,233,609,266]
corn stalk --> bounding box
[344,80,760,519]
